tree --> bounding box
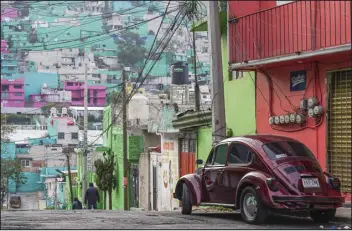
[94,153,116,210]
[1,115,27,208]
[116,31,148,68]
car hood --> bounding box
[272,158,328,195]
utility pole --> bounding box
[192,23,200,111]
[122,68,128,210]
[82,56,88,201]
[207,1,226,143]
[65,149,74,205]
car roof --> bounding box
[220,134,297,144]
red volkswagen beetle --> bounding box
[173,135,344,224]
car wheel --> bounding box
[240,186,268,224]
[310,209,336,223]
[181,183,192,215]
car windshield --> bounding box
[263,141,316,160]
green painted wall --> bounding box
[194,12,256,165]
[221,28,256,136]
[196,126,212,167]
[101,105,144,210]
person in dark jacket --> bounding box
[72,197,82,210]
[84,182,100,210]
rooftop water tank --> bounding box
[171,61,189,85]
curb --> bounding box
[130,207,145,212]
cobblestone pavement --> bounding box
[1,209,351,230]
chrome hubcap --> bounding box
[243,193,257,220]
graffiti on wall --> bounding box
[163,141,175,151]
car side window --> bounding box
[205,148,215,166]
[228,143,254,164]
[213,144,228,165]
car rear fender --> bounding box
[174,174,202,205]
[235,171,272,209]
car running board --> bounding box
[198,203,235,208]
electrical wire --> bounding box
[1,6,183,145]
[4,7,180,50]
[230,7,324,132]
[88,6,188,146]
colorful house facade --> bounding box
[229,0,351,202]
[63,81,107,107]
[1,78,25,107]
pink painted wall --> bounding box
[229,1,351,63]
[1,40,9,53]
[228,0,276,18]
[1,8,18,19]
[63,81,106,106]
[1,78,25,107]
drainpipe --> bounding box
[147,149,151,211]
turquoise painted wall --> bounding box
[7,72,59,100]
[1,142,16,159]
[1,142,17,193]
[16,172,43,192]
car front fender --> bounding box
[235,171,272,209]
[174,174,202,205]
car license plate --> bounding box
[302,178,320,188]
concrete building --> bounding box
[29,83,72,108]
[47,107,79,147]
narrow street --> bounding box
[1,209,351,230]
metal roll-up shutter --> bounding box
[327,69,352,193]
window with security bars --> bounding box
[327,69,352,193]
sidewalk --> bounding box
[335,208,351,223]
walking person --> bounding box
[72,197,82,210]
[84,182,100,210]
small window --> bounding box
[8,67,16,70]
[67,82,73,86]
[14,92,22,96]
[71,132,78,139]
[228,143,254,165]
[230,71,243,81]
[13,85,22,89]
[58,132,65,139]
[21,160,30,167]
[14,101,21,104]
[213,144,228,165]
[114,135,117,140]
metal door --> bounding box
[179,138,196,177]
[152,166,157,211]
[129,163,139,208]
[327,69,352,194]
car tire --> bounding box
[240,186,268,224]
[181,183,192,215]
[310,209,336,223]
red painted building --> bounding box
[229,1,351,202]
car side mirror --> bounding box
[196,159,203,165]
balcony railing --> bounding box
[229,1,351,64]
